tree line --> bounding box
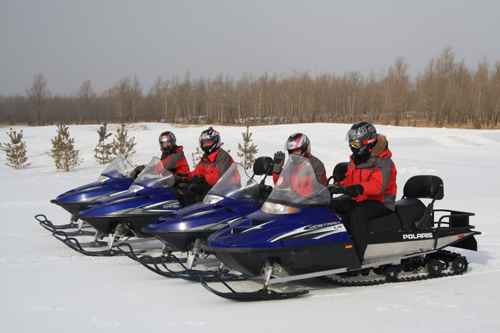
[1,47,499,129]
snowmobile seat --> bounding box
[367,175,444,233]
[332,162,349,183]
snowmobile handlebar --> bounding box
[327,184,347,196]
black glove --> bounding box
[192,175,207,184]
[132,165,146,178]
[344,184,364,198]
[327,184,341,195]
[174,175,188,185]
[273,151,285,174]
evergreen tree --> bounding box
[237,126,258,169]
[49,122,83,171]
[191,146,203,169]
[94,123,113,165]
[0,128,31,169]
[111,124,136,159]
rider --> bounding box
[158,131,190,176]
[329,121,397,263]
[272,133,327,197]
[183,128,234,205]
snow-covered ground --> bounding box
[0,122,499,332]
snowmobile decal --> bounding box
[269,222,346,242]
[143,200,179,210]
[402,232,433,240]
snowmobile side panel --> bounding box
[205,241,361,276]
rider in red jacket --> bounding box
[273,133,327,197]
[329,121,397,263]
[182,128,234,205]
[158,131,190,176]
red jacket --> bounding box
[189,148,234,186]
[273,155,327,197]
[160,145,190,175]
[341,135,397,211]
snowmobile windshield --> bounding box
[206,163,260,201]
[262,156,330,211]
[132,157,175,189]
[99,153,135,181]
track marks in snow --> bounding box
[29,305,76,312]
[166,321,217,327]
[429,134,496,147]
[88,317,120,327]
[0,200,47,209]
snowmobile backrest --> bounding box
[253,156,274,176]
[332,162,349,183]
[403,175,444,200]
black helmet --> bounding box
[345,121,378,158]
[285,133,311,157]
[199,128,221,155]
[159,131,176,154]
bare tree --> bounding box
[26,73,51,125]
[109,76,131,123]
[129,75,142,122]
[77,79,94,124]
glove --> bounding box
[283,191,303,201]
[344,184,364,198]
[192,175,207,184]
[174,175,188,185]
[132,165,146,178]
[327,184,341,195]
[273,151,285,174]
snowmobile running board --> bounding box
[266,251,439,286]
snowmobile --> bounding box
[123,157,274,280]
[37,154,136,233]
[201,156,481,301]
[50,157,186,256]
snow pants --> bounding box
[181,183,212,206]
[328,198,388,262]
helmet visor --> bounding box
[201,140,214,147]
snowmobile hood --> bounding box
[206,207,350,249]
[147,196,260,232]
[77,186,178,219]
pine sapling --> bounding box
[237,126,258,169]
[0,128,31,169]
[94,123,113,164]
[191,146,203,169]
[111,124,136,159]
[49,122,83,171]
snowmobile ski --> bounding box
[36,214,91,233]
[201,271,309,301]
[51,229,156,257]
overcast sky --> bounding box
[1,0,499,97]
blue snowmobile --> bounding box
[36,153,136,233]
[124,157,274,279]
[51,157,186,256]
[202,156,481,301]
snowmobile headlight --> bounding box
[261,202,301,215]
[129,184,144,193]
[203,194,224,204]
[98,175,110,183]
